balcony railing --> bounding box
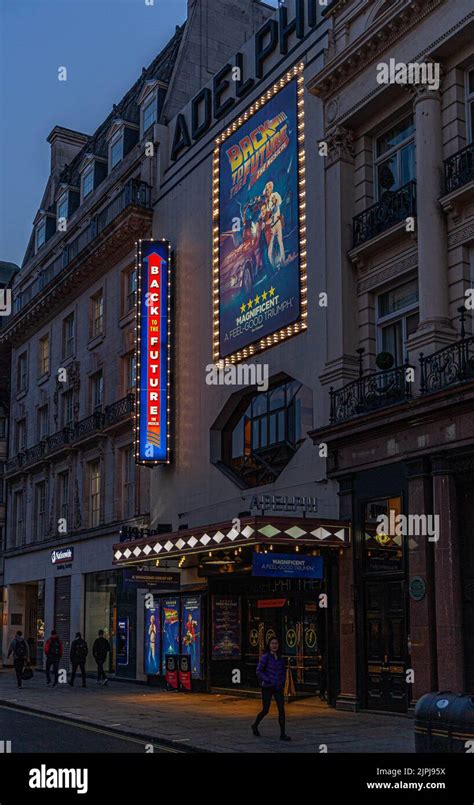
[73,410,105,441]
[420,335,474,395]
[445,143,474,195]
[104,393,135,426]
[14,179,151,313]
[5,395,135,475]
[353,180,417,248]
[330,364,413,424]
[46,427,73,452]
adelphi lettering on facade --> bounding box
[171,0,320,161]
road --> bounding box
[0,704,183,753]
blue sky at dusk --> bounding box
[0,0,279,266]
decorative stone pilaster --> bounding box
[320,126,359,390]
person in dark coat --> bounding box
[7,631,30,688]
[69,632,88,688]
[252,637,291,741]
[92,630,111,685]
[44,630,63,687]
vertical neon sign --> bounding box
[135,239,171,464]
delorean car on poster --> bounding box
[218,78,301,359]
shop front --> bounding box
[113,515,350,700]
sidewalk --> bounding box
[0,669,415,753]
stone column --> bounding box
[336,474,359,711]
[431,454,464,691]
[320,127,359,390]
[406,458,437,708]
[409,80,456,355]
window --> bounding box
[126,353,136,393]
[13,491,25,547]
[57,196,68,226]
[377,279,419,365]
[35,221,46,252]
[91,371,104,411]
[15,419,26,453]
[37,405,49,440]
[38,334,50,375]
[0,463,5,504]
[17,352,28,392]
[467,69,474,143]
[110,134,123,169]
[219,379,311,488]
[89,460,101,527]
[34,481,47,540]
[375,115,416,198]
[91,292,104,337]
[62,390,74,428]
[123,445,135,519]
[58,471,69,523]
[62,313,75,358]
[0,416,6,438]
[125,267,137,312]
[364,496,404,574]
[142,95,157,133]
[82,166,94,199]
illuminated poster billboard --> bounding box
[212,64,307,363]
[144,604,161,676]
[162,598,180,674]
[181,596,202,680]
[136,239,171,465]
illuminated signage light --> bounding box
[135,239,172,465]
[212,63,307,365]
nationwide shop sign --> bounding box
[144,604,161,676]
[212,596,241,660]
[51,547,74,565]
[181,596,202,680]
[252,553,323,579]
[213,69,306,363]
[161,598,180,674]
[136,239,171,465]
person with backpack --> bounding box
[44,629,63,687]
[251,637,291,741]
[7,630,30,688]
[69,632,88,688]
[92,629,111,685]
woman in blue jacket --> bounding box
[252,637,291,741]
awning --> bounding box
[113,516,351,566]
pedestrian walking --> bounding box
[69,632,88,688]
[44,629,63,687]
[92,629,111,685]
[251,637,291,741]
[7,631,30,688]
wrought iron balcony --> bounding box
[23,441,46,467]
[46,427,73,452]
[445,143,474,195]
[13,179,152,313]
[330,364,413,424]
[73,410,105,441]
[104,393,135,427]
[353,180,417,248]
[420,338,474,395]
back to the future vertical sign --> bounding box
[136,239,171,465]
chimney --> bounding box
[47,126,90,174]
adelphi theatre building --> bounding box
[113,0,358,706]
[115,0,474,711]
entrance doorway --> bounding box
[360,496,408,713]
[365,579,407,712]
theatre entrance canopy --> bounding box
[112,516,351,568]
